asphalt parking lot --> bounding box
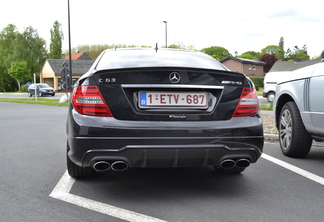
[1,102,324,222]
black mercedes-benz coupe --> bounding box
[66,48,264,178]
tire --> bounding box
[28,92,32,97]
[52,93,55,96]
[267,92,275,102]
[279,101,312,157]
[67,142,95,178]
[214,166,246,174]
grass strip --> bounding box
[0,98,69,107]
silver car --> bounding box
[274,57,324,157]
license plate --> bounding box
[139,91,208,109]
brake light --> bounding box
[232,87,259,117]
[72,85,113,117]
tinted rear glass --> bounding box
[95,49,228,71]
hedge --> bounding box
[249,76,264,89]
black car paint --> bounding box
[67,48,263,174]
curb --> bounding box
[264,133,324,147]
[264,133,278,141]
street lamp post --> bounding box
[163,21,167,48]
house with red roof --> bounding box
[64,52,92,60]
[40,52,93,91]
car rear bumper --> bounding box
[42,91,55,95]
[67,110,264,168]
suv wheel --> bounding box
[28,92,32,97]
[267,92,275,102]
[279,101,312,157]
[67,142,95,178]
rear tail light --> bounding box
[232,87,259,117]
[72,85,113,117]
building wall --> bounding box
[41,61,54,78]
[43,78,54,87]
[221,60,243,72]
[40,61,57,90]
[221,59,264,77]
[243,64,264,77]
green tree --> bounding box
[168,42,184,49]
[66,44,138,60]
[201,46,231,60]
[286,45,310,61]
[261,45,281,56]
[0,24,19,91]
[8,61,31,91]
[237,51,261,60]
[49,21,63,59]
[168,42,196,51]
[311,55,322,60]
[277,37,285,60]
[11,26,47,76]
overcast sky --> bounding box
[1,0,324,58]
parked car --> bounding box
[274,60,324,157]
[263,71,292,102]
[28,83,55,97]
[66,48,264,178]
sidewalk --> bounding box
[260,110,278,141]
[260,110,324,147]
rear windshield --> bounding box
[95,49,228,71]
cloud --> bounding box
[266,9,324,23]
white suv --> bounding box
[274,58,324,157]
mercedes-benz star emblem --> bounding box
[169,72,181,83]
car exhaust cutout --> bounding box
[220,159,236,169]
[111,161,129,171]
[236,159,250,168]
[93,161,111,172]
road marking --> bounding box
[51,155,324,221]
[262,153,324,186]
[50,171,167,222]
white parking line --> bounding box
[50,155,324,221]
[49,171,167,222]
[262,153,324,186]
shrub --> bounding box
[250,77,264,88]
[20,85,28,92]
[254,84,259,91]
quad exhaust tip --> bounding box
[236,159,250,168]
[93,161,111,172]
[220,159,236,169]
[93,160,129,172]
[220,159,250,169]
[111,161,129,171]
